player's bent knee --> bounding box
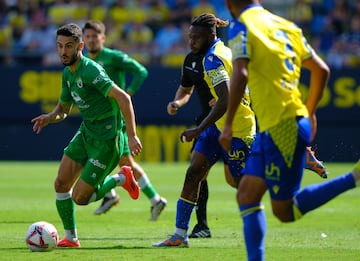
[54,178,72,192]
[272,204,295,223]
[72,193,90,205]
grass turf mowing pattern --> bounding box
[0,161,359,260]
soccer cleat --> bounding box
[149,197,167,221]
[119,166,140,200]
[152,233,189,247]
[188,226,211,238]
[305,147,328,179]
[94,194,120,215]
[57,237,81,248]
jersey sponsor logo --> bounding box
[70,91,89,109]
[89,158,107,170]
[265,162,281,181]
[228,149,246,161]
[207,66,229,86]
[184,65,199,73]
[92,71,106,85]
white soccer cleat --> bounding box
[94,194,120,215]
[149,197,167,221]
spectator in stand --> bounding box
[145,0,170,34]
[151,21,181,63]
[191,0,216,18]
[288,0,313,35]
[339,14,360,66]
[127,21,154,51]
[169,0,192,26]
[329,0,350,36]
[325,38,348,68]
[18,16,57,56]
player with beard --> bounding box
[82,20,167,221]
[153,13,256,247]
[166,49,236,239]
[164,15,328,241]
[31,23,142,247]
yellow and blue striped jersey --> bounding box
[203,39,255,141]
[228,4,313,132]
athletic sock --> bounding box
[195,180,209,229]
[88,176,118,204]
[137,174,160,205]
[175,198,196,232]
[240,203,266,261]
[64,229,78,242]
[105,189,117,198]
[294,173,355,216]
[56,191,77,236]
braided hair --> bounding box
[190,13,229,33]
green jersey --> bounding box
[60,56,122,140]
[86,47,148,95]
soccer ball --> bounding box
[25,221,58,252]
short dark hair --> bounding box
[82,20,106,35]
[191,13,229,33]
[56,23,82,42]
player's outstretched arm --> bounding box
[31,102,71,134]
[167,85,194,115]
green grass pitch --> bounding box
[0,161,359,261]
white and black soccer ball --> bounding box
[25,221,58,252]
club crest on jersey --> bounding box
[77,78,83,88]
[192,62,196,68]
[67,81,70,88]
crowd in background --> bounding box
[0,0,360,68]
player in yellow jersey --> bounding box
[153,13,256,247]
[219,1,360,260]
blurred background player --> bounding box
[153,13,256,247]
[220,1,360,260]
[31,23,142,248]
[82,20,167,221]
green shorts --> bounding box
[64,127,124,187]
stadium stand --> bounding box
[0,0,359,68]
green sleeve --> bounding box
[113,52,148,95]
[86,61,114,97]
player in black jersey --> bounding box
[167,51,237,239]
[166,51,329,239]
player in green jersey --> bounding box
[82,20,167,221]
[31,23,142,248]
